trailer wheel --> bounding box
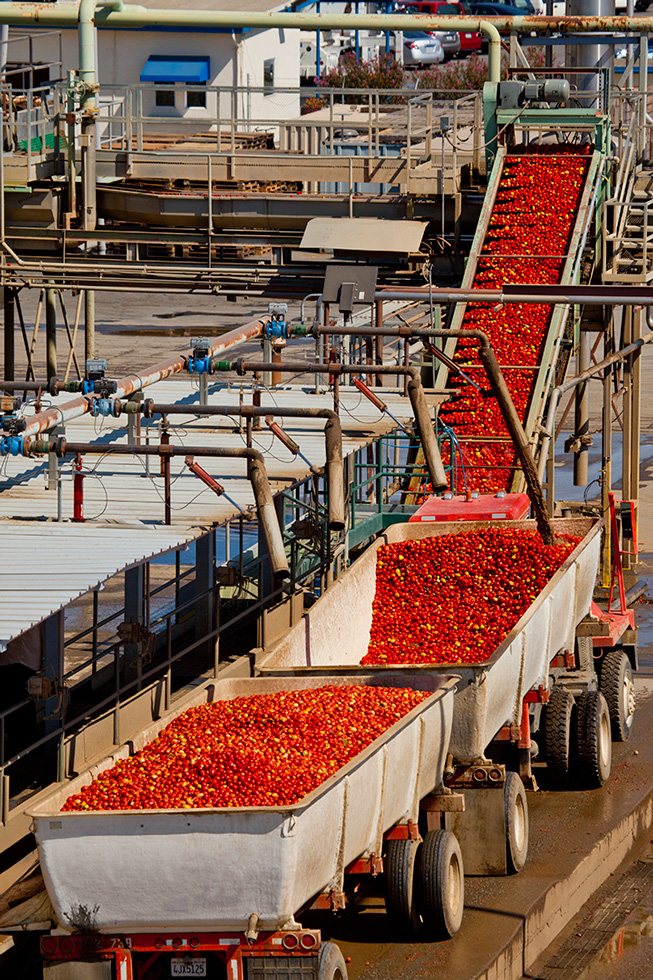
[504,771,529,874]
[416,829,464,940]
[600,650,635,741]
[544,688,574,785]
[574,690,612,788]
[384,837,421,937]
[317,942,348,980]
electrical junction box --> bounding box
[409,492,530,523]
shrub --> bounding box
[320,52,406,102]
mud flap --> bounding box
[444,787,507,875]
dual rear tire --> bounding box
[600,650,635,742]
[384,830,464,941]
[544,687,612,788]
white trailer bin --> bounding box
[32,673,462,949]
[257,517,603,875]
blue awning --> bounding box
[140,56,210,84]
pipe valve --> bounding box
[187,337,213,375]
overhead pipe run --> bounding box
[303,324,555,546]
[537,324,653,484]
[27,437,290,581]
[214,359,449,494]
[0,6,650,89]
[376,287,653,306]
[0,3,502,83]
[129,400,345,532]
[14,317,266,440]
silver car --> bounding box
[401,30,445,67]
[429,29,461,59]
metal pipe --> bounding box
[85,289,95,361]
[574,331,590,486]
[0,5,504,83]
[248,455,289,582]
[29,437,290,580]
[476,344,553,545]
[138,400,345,531]
[78,0,124,230]
[221,359,448,493]
[18,316,266,439]
[296,327,555,543]
[3,288,14,383]
[45,283,57,381]
[377,286,653,305]
[537,321,653,483]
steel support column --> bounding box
[85,289,95,362]
[627,306,642,570]
[622,306,633,503]
[45,283,57,380]
[195,530,216,659]
[43,612,65,780]
[601,312,614,587]
[574,330,590,486]
[3,286,14,383]
[124,564,145,691]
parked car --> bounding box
[467,0,537,14]
[467,0,537,50]
[401,30,446,66]
[527,0,566,12]
[396,0,481,56]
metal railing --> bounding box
[603,87,653,284]
[61,80,480,183]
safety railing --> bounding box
[1,82,63,168]
[603,91,653,284]
[50,80,482,190]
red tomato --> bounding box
[362,527,580,666]
[61,686,430,811]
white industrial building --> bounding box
[7,0,301,123]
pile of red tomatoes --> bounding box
[361,527,580,666]
[61,685,429,811]
[439,149,590,493]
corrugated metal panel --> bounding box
[0,525,200,650]
[0,382,416,526]
[0,378,420,645]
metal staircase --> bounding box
[602,111,653,284]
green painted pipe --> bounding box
[1,4,652,86]
[0,3,507,81]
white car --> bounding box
[402,31,446,67]
[522,0,566,13]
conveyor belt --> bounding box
[435,145,602,494]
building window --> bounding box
[263,58,275,91]
[187,88,206,108]
[155,89,175,108]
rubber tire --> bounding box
[317,942,348,980]
[600,649,635,742]
[544,688,575,785]
[384,837,421,938]
[416,829,464,940]
[573,690,612,788]
[504,771,529,874]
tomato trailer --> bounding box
[257,516,626,875]
[33,673,465,980]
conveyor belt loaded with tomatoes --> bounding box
[439,147,590,493]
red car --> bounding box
[394,0,482,55]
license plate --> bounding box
[171,960,207,977]
[464,32,472,36]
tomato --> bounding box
[362,527,580,666]
[61,686,430,811]
[435,150,590,494]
